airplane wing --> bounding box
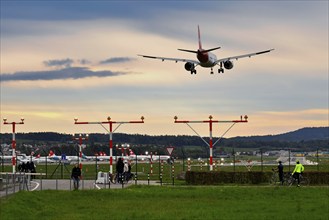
[138,54,200,65]
[215,49,274,64]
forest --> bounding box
[1,127,327,158]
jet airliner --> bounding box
[138,26,274,74]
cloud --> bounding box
[1,67,130,82]
[43,58,74,68]
[99,57,136,65]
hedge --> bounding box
[185,171,329,185]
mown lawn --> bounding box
[1,186,328,220]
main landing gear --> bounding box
[218,61,224,73]
[210,67,224,74]
[190,69,197,74]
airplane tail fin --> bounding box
[129,149,136,156]
[198,26,221,52]
[48,150,54,157]
[198,25,202,50]
[178,25,220,53]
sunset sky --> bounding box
[1,1,328,137]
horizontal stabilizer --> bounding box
[178,48,198,53]
[204,46,221,53]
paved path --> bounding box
[0,179,160,197]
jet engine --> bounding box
[184,62,195,71]
[224,60,234,69]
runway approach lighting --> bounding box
[73,134,88,170]
[174,115,248,171]
[74,116,144,174]
[3,117,25,173]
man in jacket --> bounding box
[116,158,124,184]
[71,163,81,190]
[277,161,284,185]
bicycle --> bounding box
[269,169,280,185]
[108,172,117,184]
[287,173,310,187]
[109,172,134,184]
[269,169,287,185]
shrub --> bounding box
[185,171,329,185]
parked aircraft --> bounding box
[1,154,34,163]
[127,149,150,161]
[47,150,84,164]
[138,25,274,74]
[128,149,173,163]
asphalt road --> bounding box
[0,178,159,197]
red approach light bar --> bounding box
[74,116,144,174]
[174,115,248,171]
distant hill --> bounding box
[0,127,328,151]
[273,127,328,141]
[231,127,329,142]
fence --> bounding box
[0,151,328,196]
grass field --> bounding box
[1,186,328,220]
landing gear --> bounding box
[190,69,197,74]
[218,62,224,73]
[210,68,214,74]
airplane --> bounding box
[0,154,34,163]
[0,155,13,162]
[138,25,274,74]
[127,149,150,161]
[90,152,112,161]
[128,149,173,163]
[47,150,84,164]
[33,154,56,164]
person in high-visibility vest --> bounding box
[292,160,304,187]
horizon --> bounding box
[0,126,327,139]
[1,1,328,137]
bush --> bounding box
[185,171,329,185]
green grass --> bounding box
[1,186,328,220]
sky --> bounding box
[0,1,328,138]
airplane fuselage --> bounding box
[197,50,217,68]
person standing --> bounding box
[292,160,304,187]
[71,163,81,190]
[116,158,124,183]
[123,161,129,181]
[277,161,284,185]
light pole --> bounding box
[73,134,88,170]
[174,115,248,171]
[3,117,24,173]
[74,116,144,174]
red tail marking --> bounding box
[129,149,135,156]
